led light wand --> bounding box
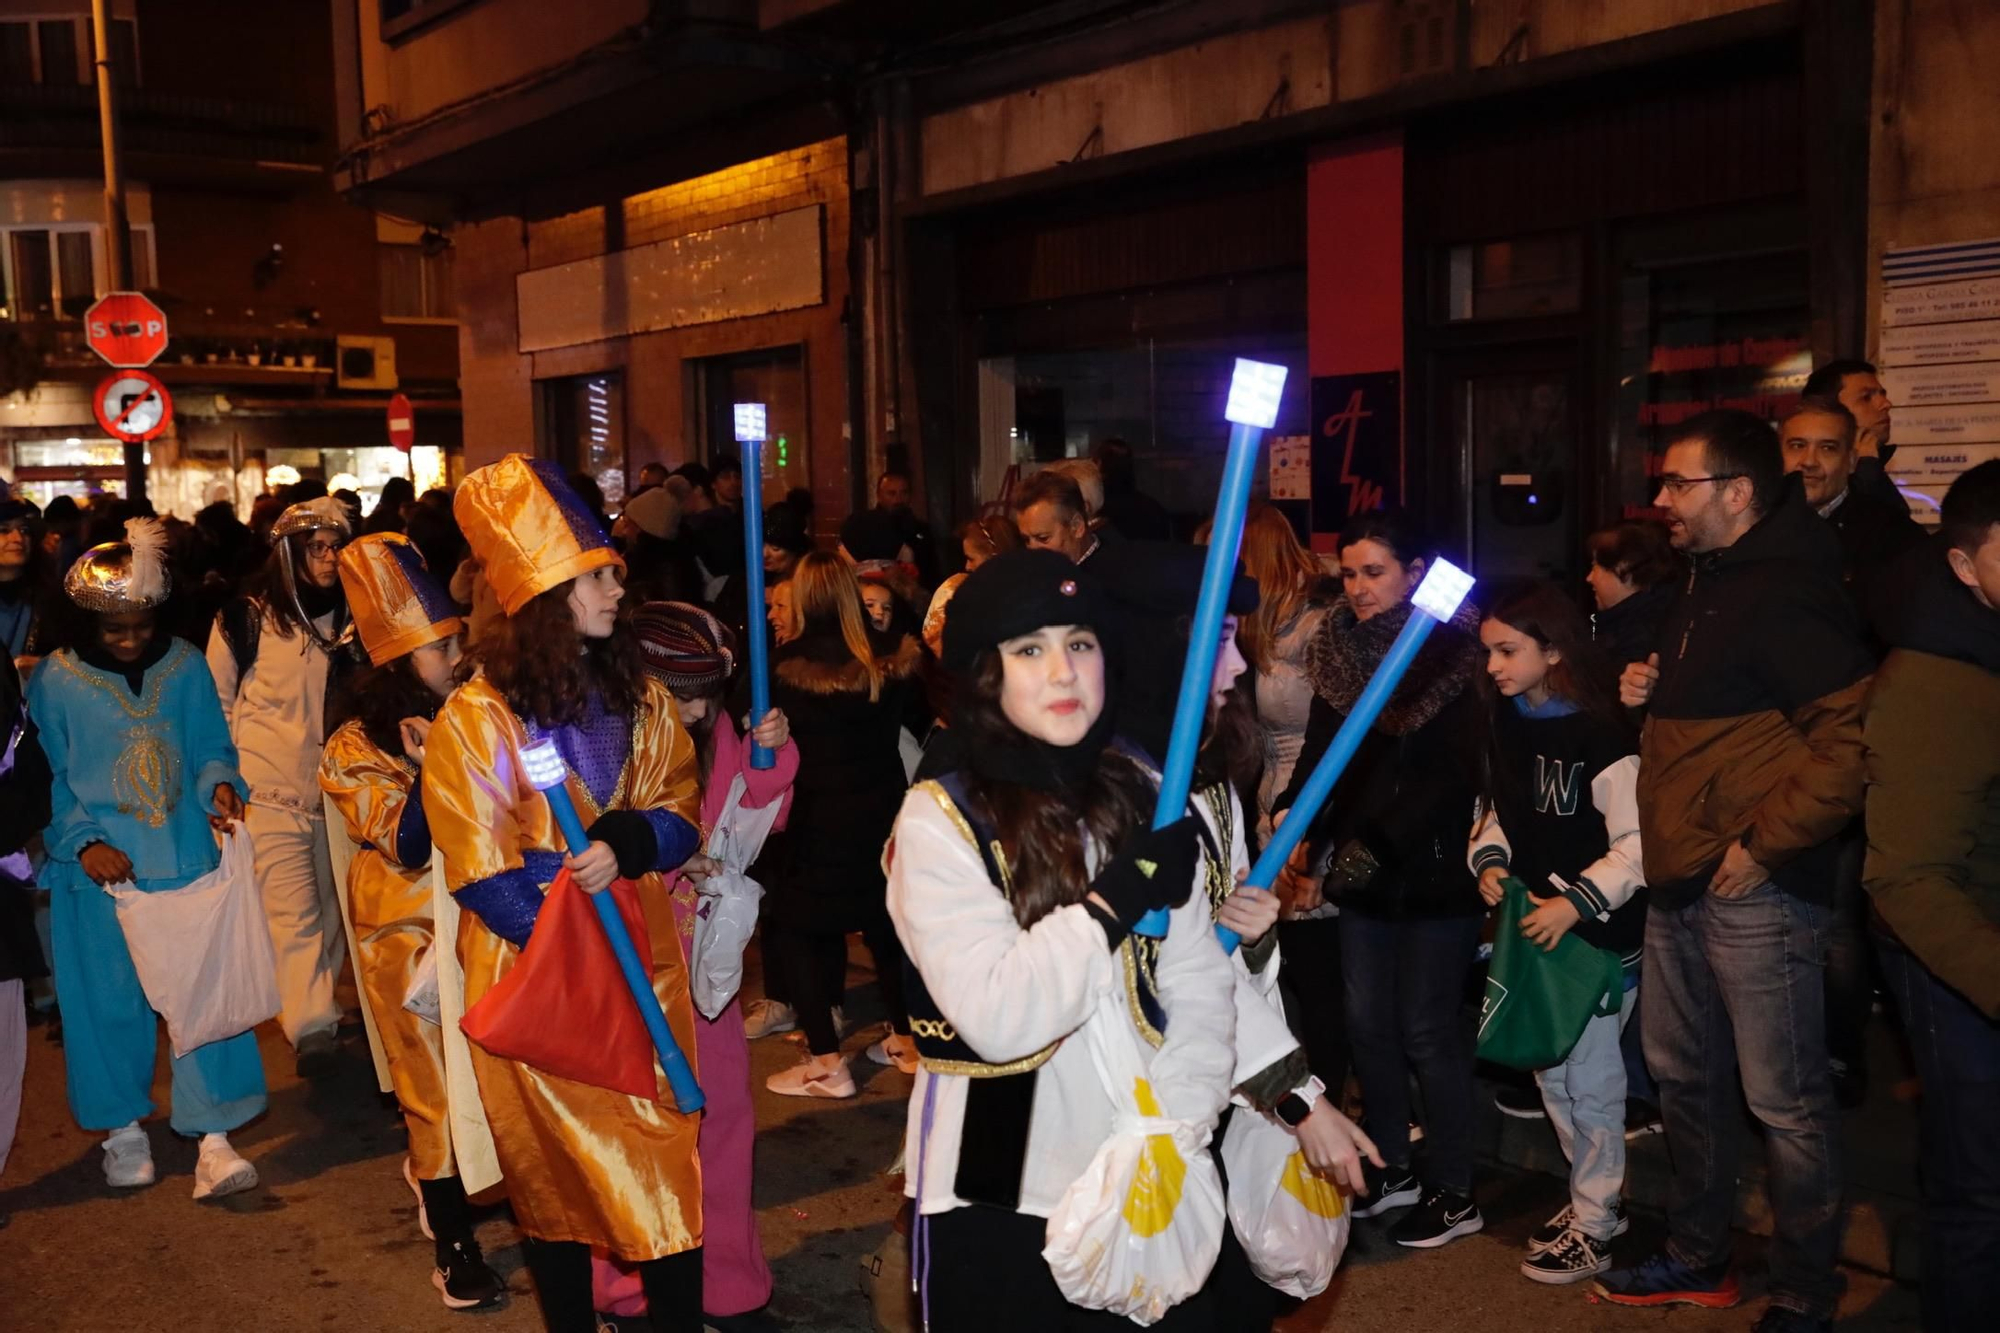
[734,403,775,770]
[520,738,705,1113]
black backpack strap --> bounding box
[217,598,260,684]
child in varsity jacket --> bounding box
[1469,582,1647,1287]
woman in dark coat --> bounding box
[1273,509,1489,1252]
[761,551,925,1097]
[1584,521,1681,699]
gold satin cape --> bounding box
[423,673,704,1259]
[318,720,456,1179]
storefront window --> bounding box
[4,436,132,507]
[539,371,627,506]
[693,346,809,501]
[1611,249,1810,516]
[975,337,1309,524]
[1443,233,1582,322]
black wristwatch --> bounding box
[1274,1075,1326,1127]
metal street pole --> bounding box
[91,0,145,500]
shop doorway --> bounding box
[690,345,809,501]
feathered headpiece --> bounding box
[64,517,173,612]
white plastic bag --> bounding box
[1042,992,1226,1325]
[1219,1106,1351,1298]
[690,773,780,1019]
[103,826,280,1058]
[402,943,441,1026]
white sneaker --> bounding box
[765,1052,856,1099]
[403,1156,434,1240]
[192,1133,258,1200]
[742,998,797,1039]
[102,1123,155,1189]
[865,1033,919,1075]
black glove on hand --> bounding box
[1087,816,1203,947]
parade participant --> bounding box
[0,485,50,674]
[1470,582,1647,1285]
[423,456,708,1333]
[762,551,924,1094]
[317,533,502,1311]
[0,652,51,1222]
[887,548,1238,1328]
[30,520,262,1198]
[207,496,356,1076]
[632,600,797,1323]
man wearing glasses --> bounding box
[206,495,357,1078]
[1599,410,1872,1333]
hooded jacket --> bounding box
[1637,483,1874,909]
[1862,537,2000,1018]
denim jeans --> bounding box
[1536,985,1635,1240]
[1641,886,1844,1319]
[1875,935,2000,1333]
[1340,909,1483,1195]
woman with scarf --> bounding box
[1273,508,1488,1251]
[887,548,1238,1328]
[422,457,709,1332]
[317,533,502,1311]
[758,551,925,1094]
[207,497,356,1076]
[31,521,261,1200]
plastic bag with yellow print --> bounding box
[1041,993,1226,1324]
[1218,1104,1352,1299]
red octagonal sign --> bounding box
[84,291,170,368]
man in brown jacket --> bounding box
[1597,410,1873,1333]
[1864,459,2000,1333]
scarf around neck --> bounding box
[953,696,1118,796]
[1304,594,1483,735]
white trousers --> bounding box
[1535,982,1636,1241]
[247,804,342,1047]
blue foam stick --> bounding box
[1236,602,1444,936]
[1135,417,1264,938]
[538,764,706,1114]
[739,437,774,770]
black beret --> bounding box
[1087,539,1259,620]
[763,503,811,556]
[942,548,1111,673]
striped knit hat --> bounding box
[632,600,737,694]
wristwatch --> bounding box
[1274,1075,1327,1128]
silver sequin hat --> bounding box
[64,517,172,612]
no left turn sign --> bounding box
[92,370,174,443]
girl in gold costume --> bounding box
[318,532,502,1311]
[423,457,709,1332]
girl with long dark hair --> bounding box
[888,548,1236,1327]
[422,457,709,1332]
[318,533,502,1310]
[1470,580,1647,1285]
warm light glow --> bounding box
[266,464,301,488]
[327,472,361,494]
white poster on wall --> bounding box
[1880,237,2000,524]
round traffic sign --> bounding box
[92,371,174,443]
[386,392,415,452]
[84,292,170,368]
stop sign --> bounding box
[386,392,415,452]
[84,292,169,368]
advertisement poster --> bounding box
[1880,237,2000,523]
[1307,370,1401,540]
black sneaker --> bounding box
[1521,1228,1612,1284]
[1494,1083,1547,1118]
[1529,1201,1629,1254]
[295,1028,340,1079]
[433,1238,505,1310]
[1751,1308,1832,1333]
[1389,1188,1484,1248]
[1351,1161,1422,1219]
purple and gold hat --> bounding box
[454,455,624,616]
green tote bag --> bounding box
[1477,877,1625,1071]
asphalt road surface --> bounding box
[1,971,1920,1333]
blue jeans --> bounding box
[1875,935,2000,1333]
[1642,886,1843,1319]
[1340,910,1482,1195]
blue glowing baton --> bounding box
[1225,558,1477,951]
[734,403,775,770]
[520,738,706,1113]
[1136,358,1290,939]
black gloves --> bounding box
[1086,816,1203,949]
